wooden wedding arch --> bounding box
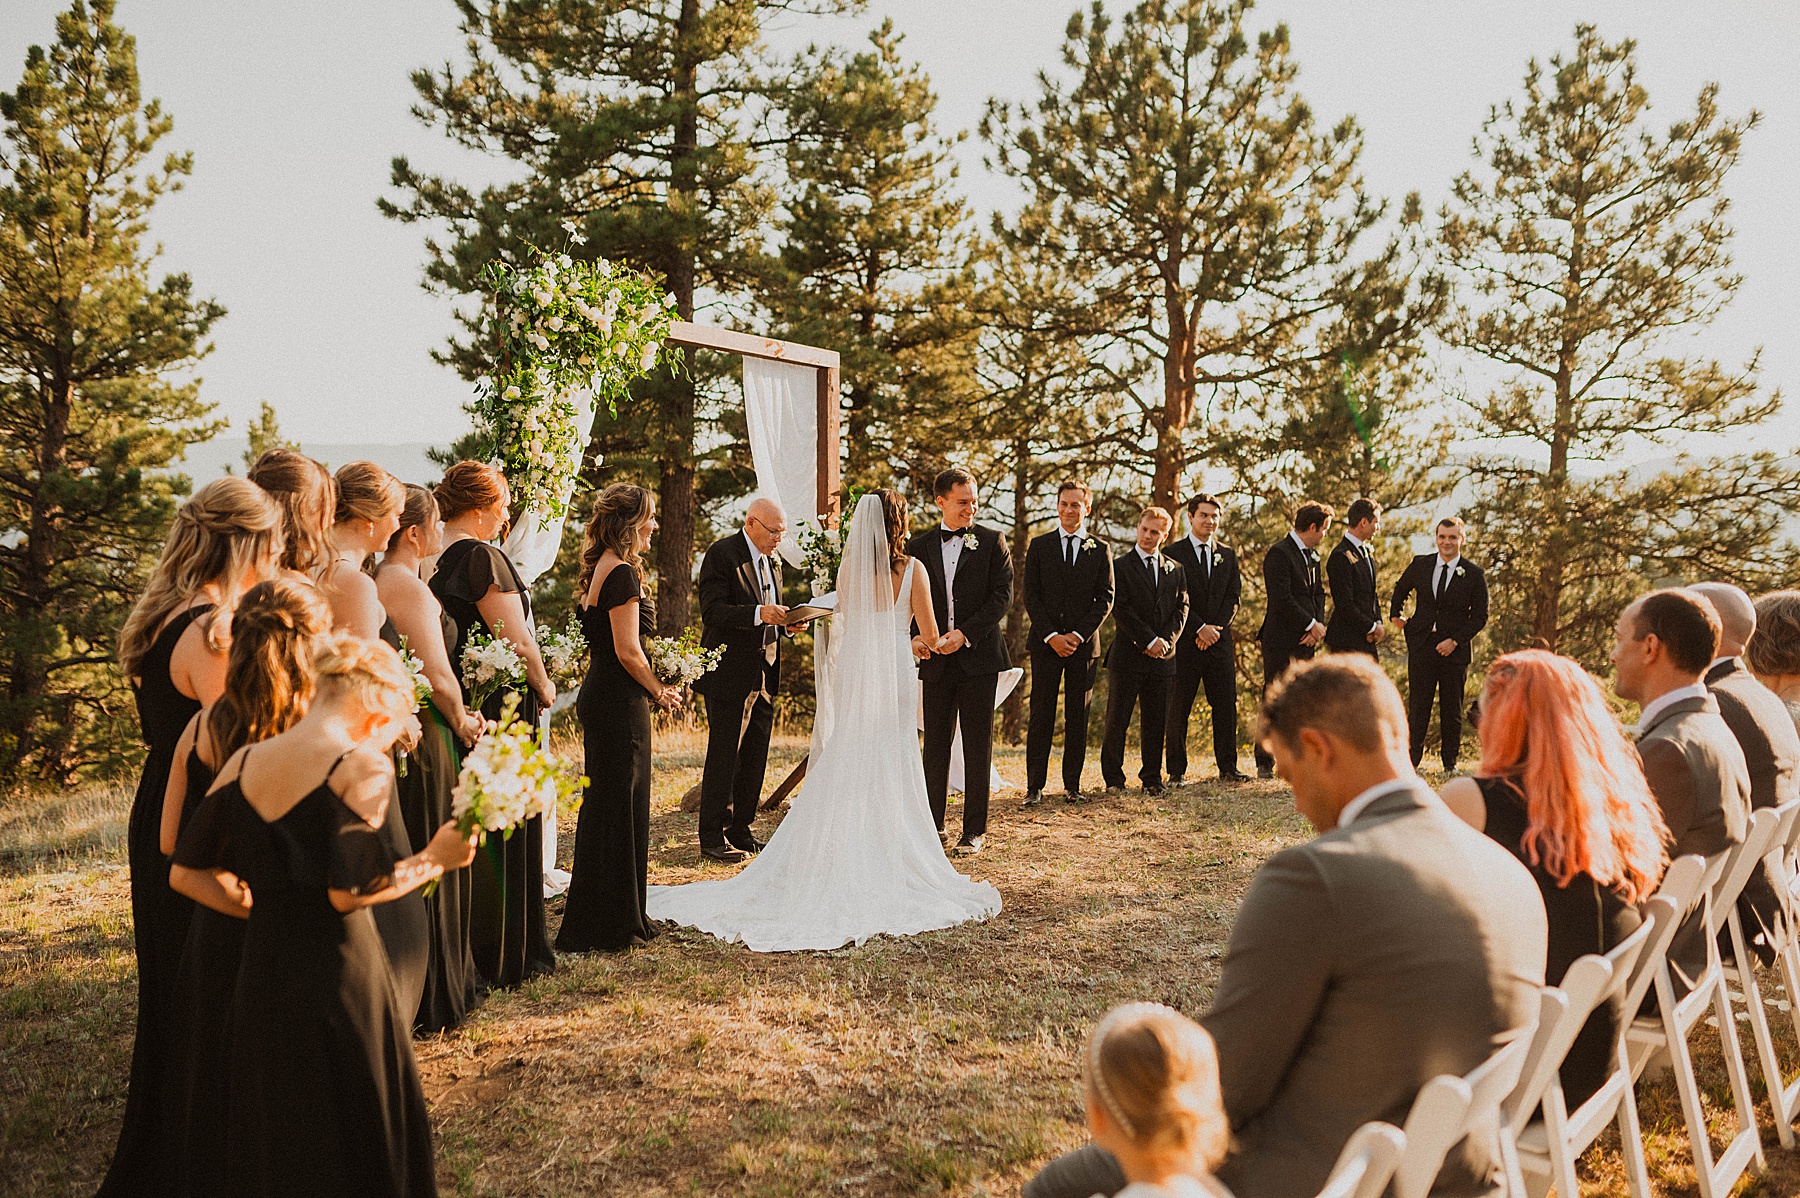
[664,321,840,811]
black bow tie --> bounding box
[941,527,964,542]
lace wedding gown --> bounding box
[646,495,1001,952]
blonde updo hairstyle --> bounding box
[579,483,655,593]
[247,449,334,576]
[1085,1003,1231,1171]
[313,633,416,733]
[118,477,283,678]
[1748,591,1800,678]
[333,461,405,529]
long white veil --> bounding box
[808,492,903,768]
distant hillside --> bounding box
[167,439,448,487]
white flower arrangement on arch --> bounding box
[474,227,680,518]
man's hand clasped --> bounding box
[913,630,969,659]
[1047,632,1081,657]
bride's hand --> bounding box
[911,636,933,660]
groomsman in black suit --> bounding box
[1022,480,1115,806]
[1324,498,1386,659]
[1100,506,1189,795]
[1255,502,1332,777]
[1389,517,1489,772]
[1164,494,1245,783]
[694,497,792,862]
[909,467,1014,854]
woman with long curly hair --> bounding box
[102,477,282,1195]
[1439,648,1669,1107]
[557,484,682,953]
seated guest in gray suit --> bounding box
[1025,655,1547,1198]
[1689,582,1796,962]
[1610,588,1752,982]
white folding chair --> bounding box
[1626,825,1776,1198]
[1726,799,1800,1148]
[1503,915,1660,1198]
[1312,1121,1406,1198]
[1393,1026,1535,1198]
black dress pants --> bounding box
[1408,647,1469,770]
[1025,647,1095,793]
[1254,641,1314,771]
[700,684,773,850]
[1166,638,1237,779]
[1100,668,1171,789]
[922,670,998,841]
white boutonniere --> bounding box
[1084,536,1098,553]
[1212,550,1224,566]
[1455,566,1465,577]
[962,532,979,552]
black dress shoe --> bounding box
[702,844,749,864]
[1166,775,1185,788]
[1219,771,1251,783]
[1256,766,1274,780]
[1102,784,1125,796]
[1064,788,1089,804]
[1023,789,1044,807]
[953,835,985,856]
[729,834,766,855]
[1143,782,1166,797]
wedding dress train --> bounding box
[646,496,1001,951]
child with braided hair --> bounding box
[1085,1003,1234,1198]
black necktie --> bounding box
[1064,535,1076,566]
[1435,563,1450,600]
[1147,554,1158,586]
[1200,543,1211,583]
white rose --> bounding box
[639,342,658,371]
[546,316,564,331]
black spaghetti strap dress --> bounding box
[171,750,437,1196]
[371,617,431,1026]
[99,603,212,1195]
[1477,775,1642,1108]
[395,602,480,1033]
[429,537,555,986]
[556,564,659,952]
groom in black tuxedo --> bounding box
[1164,493,1244,783]
[908,467,1014,855]
[1324,497,1386,659]
[1022,479,1115,805]
[694,497,791,863]
[1255,501,1332,777]
[1100,506,1188,795]
[1389,516,1488,772]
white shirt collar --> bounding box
[1338,778,1416,829]
[1137,546,1159,564]
[1290,530,1312,554]
[1060,524,1086,540]
[1190,531,1214,553]
[1436,554,1461,572]
[1710,655,1740,674]
[1636,682,1710,734]
[742,529,767,567]
[1344,530,1366,551]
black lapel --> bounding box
[922,532,950,622]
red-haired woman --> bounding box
[1440,649,1670,1107]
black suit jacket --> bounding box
[694,532,782,698]
[1165,536,1241,650]
[1324,536,1382,652]
[1105,550,1189,677]
[1259,536,1325,648]
[1389,555,1488,666]
[1023,528,1114,661]
[908,522,1014,678]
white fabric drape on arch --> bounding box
[741,357,816,567]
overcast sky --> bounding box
[3,0,1795,460]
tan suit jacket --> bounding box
[1203,784,1547,1198]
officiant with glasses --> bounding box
[694,497,793,864]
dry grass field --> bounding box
[5,725,1800,1196]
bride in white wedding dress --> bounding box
[646,490,1002,951]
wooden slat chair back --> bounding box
[1626,823,1779,1198]
[1311,1121,1406,1198]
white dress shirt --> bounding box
[1337,778,1418,829]
[1046,524,1089,645]
[1288,531,1323,634]
[745,530,776,626]
[1636,681,1711,735]
[940,525,966,629]
[1136,547,1167,654]
[1429,554,1462,634]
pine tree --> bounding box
[383,0,853,636]
[982,0,1377,510]
[241,400,296,470]
[764,20,979,494]
[0,0,224,778]
[1440,26,1798,665]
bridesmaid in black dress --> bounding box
[557,485,684,952]
[1440,648,1670,1109]
[101,477,282,1195]
[320,461,430,1023]
[377,484,487,1033]
[169,634,477,1196]
[428,461,557,986]
[158,579,332,1197]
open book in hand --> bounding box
[777,592,836,627]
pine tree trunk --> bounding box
[1532,188,1587,651]
[14,374,72,766]
[1003,431,1030,744]
[1153,280,1195,510]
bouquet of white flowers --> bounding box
[450,696,585,841]
[461,627,525,711]
[646,630,724,688]
[537,614,588,689]
[397,636,433,712]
